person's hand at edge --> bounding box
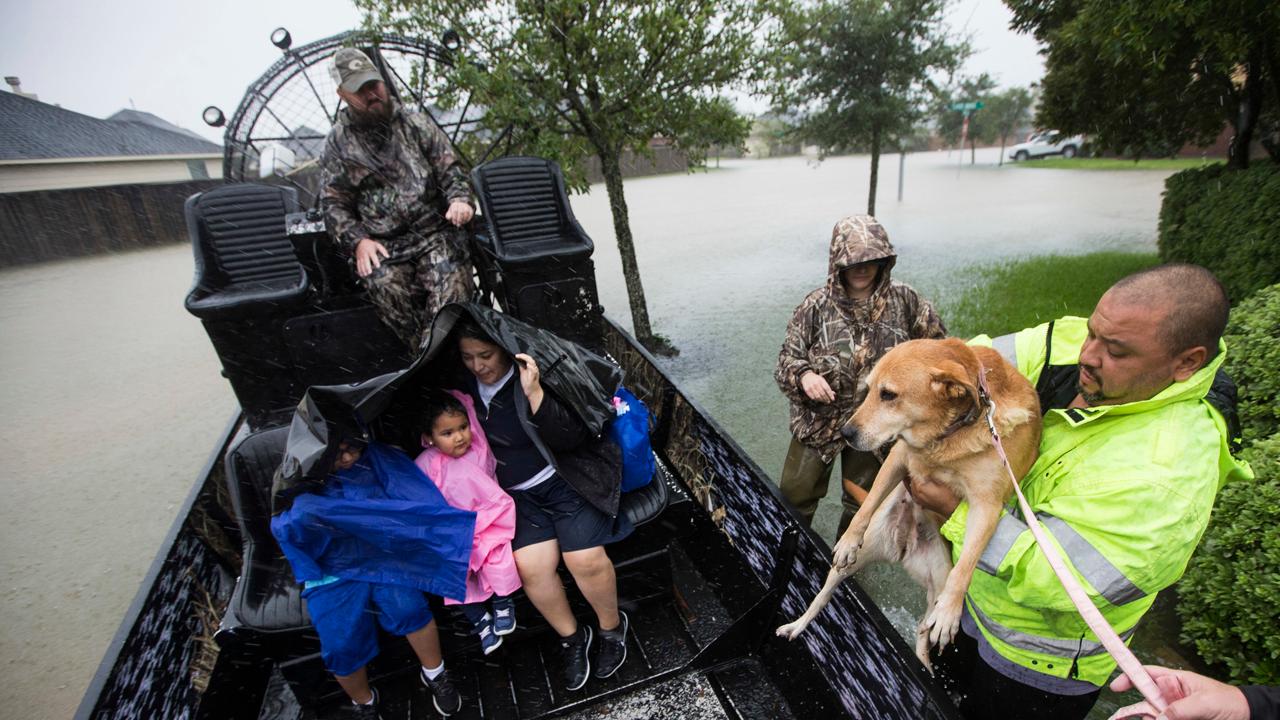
[1107,665,1250,720]
[905,473,960,517]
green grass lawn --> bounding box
[939,251,1162,338]
[1013,157,1222,171]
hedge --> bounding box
[1158,163,1280,302]
[1222,284,1280,443]
[1177,432,1280,685]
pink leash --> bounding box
[977,366,1167,712]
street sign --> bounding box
[949,101,984,111]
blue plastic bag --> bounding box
[609,387,656,492]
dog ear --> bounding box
[930,360,978,405]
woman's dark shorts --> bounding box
[510,473,633,552]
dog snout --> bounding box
[841,423,862,447]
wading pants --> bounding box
[362,230,474,351]
[778,437,880,541]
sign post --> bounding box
[950,101,984,173]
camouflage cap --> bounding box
[329,48,381,93]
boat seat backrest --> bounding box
[471,156,593,262]
[191,183,302,290]
[224,426,292,546]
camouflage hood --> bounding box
[825,214,897,321]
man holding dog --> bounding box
[320,48,476,351]
[909,263,1252,719]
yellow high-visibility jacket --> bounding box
[944,317,1252,689]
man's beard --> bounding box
[351,99,393,125]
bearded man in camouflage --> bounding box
[321,48,475,351]
[775,215,947,541]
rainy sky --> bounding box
[0,0,1043,145]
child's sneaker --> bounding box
[347,687,380,719]
[473,612,503,655]
[420,667,462,716]
[593,610,629,679]
[491,595,517,636]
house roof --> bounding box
[106,108,212,143]
[0,90,221,161]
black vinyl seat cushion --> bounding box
[471,156,595,265]
[217,426,311,647]
[184,183,310,320]
[621,453,670,528]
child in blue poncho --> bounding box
[271,439,478,718]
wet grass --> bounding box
[939,251,1162,339]
[1015,157,1222,171]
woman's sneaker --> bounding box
[420,667,462,716]
[593,611,629,679]
[473,612,503,655]
[558,624,593,691]
[491,596,517,636]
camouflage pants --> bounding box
[779,437,880,541]
[363,230,474,351]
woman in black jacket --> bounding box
[451,319,632,693]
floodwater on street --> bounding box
[0,147,1181,718]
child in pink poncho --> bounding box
[415,389,522,655]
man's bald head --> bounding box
[1106,264,1229,360]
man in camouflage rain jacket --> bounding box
[321,48,475,351]
[774,215,946,539]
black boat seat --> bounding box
[621,457,669,528]
[184,183,309,320]
[217,426,311,646]
[471,156,594,264]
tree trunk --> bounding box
[598,149,676,355]
[999,135,1006,167]
[970,136,977,165]
[867,125,881,216]
[1228,47,1264,170]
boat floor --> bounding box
[258,541,797,720]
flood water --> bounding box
[0,148,1181,718]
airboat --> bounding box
[74,28,957,719]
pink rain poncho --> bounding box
[414,390,522,605]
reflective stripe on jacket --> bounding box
[943,317,1252,688]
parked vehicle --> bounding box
[73,28,957,720]
[1008,130,1085,161]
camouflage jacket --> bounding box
[320,99,473,262]
[775,215,947,462]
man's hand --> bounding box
[445,200,474,227]
[353,238,390,278]
[801,371,836,403]
[905,473,960,517]
[514,353,544,414]
[1107,665,1249,720]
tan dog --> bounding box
[776,338,1041,671]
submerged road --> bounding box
[0,148,1179,718]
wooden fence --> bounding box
[0,180,220,268]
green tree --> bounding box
[358,0,774,355]
[934,73,998,165]
[771,0,968,215]
[1005,0,1280,169]
[986,86,1034,166]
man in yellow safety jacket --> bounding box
[909,263,1252,720]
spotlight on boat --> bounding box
[271,27,292,51]
[203,106,226,128]
[441,29,461,51]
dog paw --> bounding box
[832,536,863,570]
[776,621,805,641]
[925,595,962,650]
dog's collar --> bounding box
[936,363,993,441]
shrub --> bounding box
[1158,163,1280,302]
[1177,433,1280,685]
[1223,283,1280,443]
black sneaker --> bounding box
[593,611,629,679]
[558,624,593,691]
[348,687,380,719]
[420,667,462,716]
